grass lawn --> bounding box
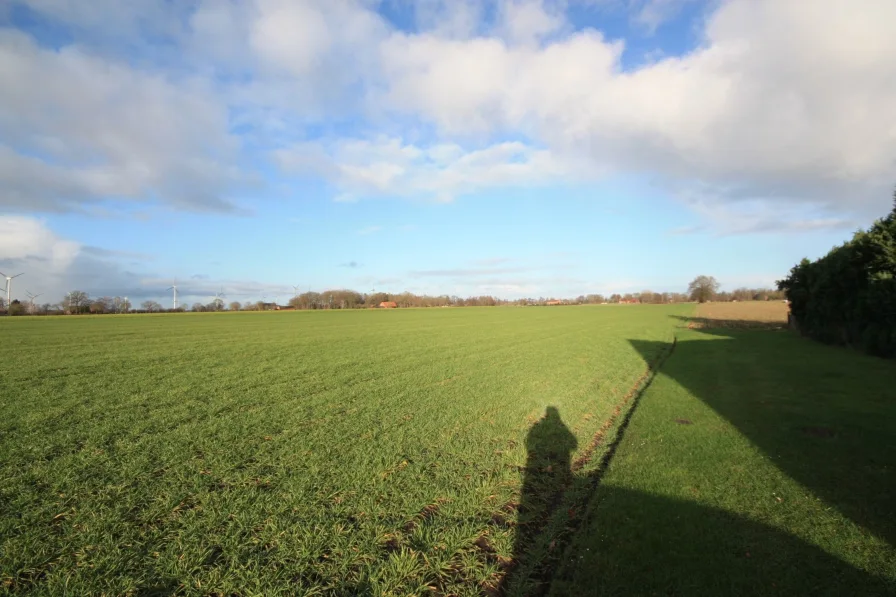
[550,311,896,595]
[0,305,688,596]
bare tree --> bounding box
[66,290,89,314]
[111,296,131,313]
[141,300,161,312]
[688,275,720,303]
[228,301,241,311]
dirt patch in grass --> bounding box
[687,301,789,330]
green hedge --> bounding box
[778,195,896,357]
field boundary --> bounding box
[498,336,678,596]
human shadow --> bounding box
[507,407,577,587]
[504,321,896,595]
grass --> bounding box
[550,306,896,596]
[0,305,689,596]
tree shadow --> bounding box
[504,336,896,595]
[627,328,896,549]
[548,485,893,596]
[670,313,786,330]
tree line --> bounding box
[0,281,783,315]
[778,191,896,357]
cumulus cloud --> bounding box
[274,136,568,202]
[0,30,248,213]
[367,0,896,228]
[5,0,896,230]
[382,1,894,208]
[630,0,702,33]
[0,216,137,302]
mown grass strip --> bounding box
[498,337,678,596]
[550,325,896,596]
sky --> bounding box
[1,0,895,307]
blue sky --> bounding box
[1,0,894,306]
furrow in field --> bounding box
[0,306,689,596]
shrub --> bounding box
[778,192,896,357]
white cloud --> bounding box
[405,0,488,39]
[5,0,896,231]
[630,0,701,33]
[0,30,248,213]
[373,0,896,223]
[674,193,859,236]
[0,216,80,276]
[0,216,295,305]
[496,0,568,46]
[274,136,568,202]
[0,216,133,302]
[17,0,188,43]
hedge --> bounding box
[778,193,896,357]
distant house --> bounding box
[546,300,562,306]
[260,302,280,310]
[379,301,397,308]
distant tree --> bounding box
[688,275,720,303]
[229,301,241,311]
[192,302,205,312]
[66,290,89,314]
[8,299,25,316]
[111,296,131,313]
[142,300,161,312]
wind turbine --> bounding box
[0,272,23,315]
[166,280,178,310]
[25,290,42,315]
[212,288,226,310]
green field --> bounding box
[0,306,687,595]
[551,326,896,596]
